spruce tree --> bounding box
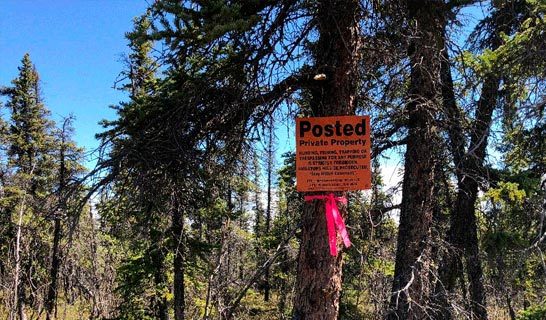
[7,53,55,182]
[97,12,174,320]
[45,116,86,320]
[387,2,446,318]
[121,10,158,99]
[3,53,56,320]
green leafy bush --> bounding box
[517,304,546,320]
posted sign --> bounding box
[296,115,371,192]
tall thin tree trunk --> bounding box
[388,1,445,319]
[172,192,184,320]
[292,0,361,318]
[437,6,512,317]
[9,164,36,320]
[46,120,68,320]
[264,117,274,302]
[13,197,27,320]
[253,152,262,238]
[88,207,100,319]
[12,166,34,320]
[443,74,500,320]
[45,218,62,320]
[434,24,467,320]
[455,177,489,318]
[204,273,213,319]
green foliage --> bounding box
[517,303,546,320]
[122,11,158,98]
[340,160,397,319]
[485,181,526,206]
[503,121,546,172]
[5,54,56,197]
[493,1,546,77]
[480,166,546,316]
[0,54,90,318]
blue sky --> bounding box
[1,0,486,178]
[1,0,150,162]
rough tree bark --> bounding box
[439,66,499,319]
[388,1,445,319]
[437,4,515,318]
[292,0,361,319]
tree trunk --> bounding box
[172,193,184,320]
[292,0,361,319]
[434,26,468,319]
[437,17,508,320]
[14,203,27,320]
[11,165,34,320]
[45,218,61,320]
[437,3,525,318]
[293,201,345,319]
[388,1,445,319]
[442,74,500,319]
[88,208,100,319]
[10,200,27,320]
[46,122,68,320]
[265,117,274,302]
[454,176,489,319]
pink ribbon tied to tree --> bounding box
[304,193,351,256]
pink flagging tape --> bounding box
[304,193,351,256]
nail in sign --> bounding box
[296,115,371,192]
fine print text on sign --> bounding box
[296,115,371,192]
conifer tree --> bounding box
[97,11,174,320]
[388,2,446,318]
[120,10,157,99]
[3,53,56,320]
[94,1,546,318]
[45,116,85,320]
[112,0,364,317]
[7,54,55,183]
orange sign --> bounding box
[296,115,371,192]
